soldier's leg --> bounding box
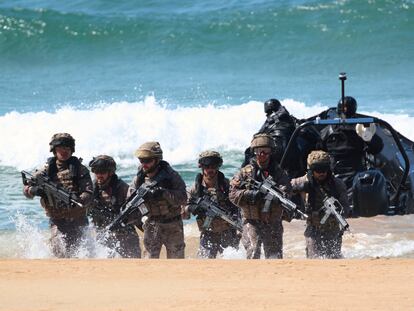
[241,222,262,259]
[262,221,283,259]
[162,220,185,259]
[221,228,240,250]
[51,219,87,258]
[50,224,66,258]
[116,231,142,258]
[143,220,163,258]
[305,236,321,258]
[321,233,343,259]
[305,226,323,259]
[198,231,220,259]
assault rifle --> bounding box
[252,176,308,220]
[21,170,83,208]
[188,195,242,231]
[320,196,349,232]
[106,181,157,231]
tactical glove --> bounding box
[29,186,45,197]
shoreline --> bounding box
[1,258,413,311]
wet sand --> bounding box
[1,258,414,311]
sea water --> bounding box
[0,0,413,258]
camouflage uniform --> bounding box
[90,176,141,258]
[131,142,187,259]
[291,150,350,259]
[24,133,93,258]
[187,172,240,258]
[230,134,291,259]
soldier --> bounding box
[89,155,141,258]
[291,150,350,259]
[184,151,240,258]
[320,96,383,189]
[130,141,187,259]
[258,98,297,158]
[229,133,291,259]
[23,133,93,258]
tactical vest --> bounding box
[42,156,85,219]
[135,161,179,219]
[194,172,233,233]
[91,174,125,227]
[241,161,284,222]
[305,171,340,230]
[47,156,82,193]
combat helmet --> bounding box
[134,141,163,160]
[250,133,276,150]
[307,150,331,171]
[264,98,281,115]
[89,155,117,174]
[198,150,223,168]
[337,96,357,118]
[49,133,75,152]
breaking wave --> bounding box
[1,96,414,170]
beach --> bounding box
[1,258,413,311]
[1,1,414,310]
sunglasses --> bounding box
[314,169,328,174]
[139,158,154,164]
[254,150,271,156]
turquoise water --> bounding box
[1,0,413,113]
[0,0,413,257]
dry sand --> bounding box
[1,259,414,311]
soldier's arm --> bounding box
[229,170,250,208]
[22,164,48,199]
[274,166,292,197]
[127,176,139,198]
[182,185,196,219]
[77,165,93,207]
[162,171,187,206]
[117,179,130,206]
[223,178,239,215]
[290,175,309,194]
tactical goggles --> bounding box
[139,158,155,164]
[254,148,271,156]
[310,163,330,173]
[50,137,74,148]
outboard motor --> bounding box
[352,169,389,217]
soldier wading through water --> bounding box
[230,133,292,259]
[130,141,187,258]
[184,151,240,258]
[23,133,93,258]
[291,150,350,258]
[89,155,141,258]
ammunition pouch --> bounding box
[149,214,181,224]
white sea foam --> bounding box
[10,213,119,258]
[0,97,322,169]
[13,212,52,258]
[343,232,414,258]
[1,96,413,170]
